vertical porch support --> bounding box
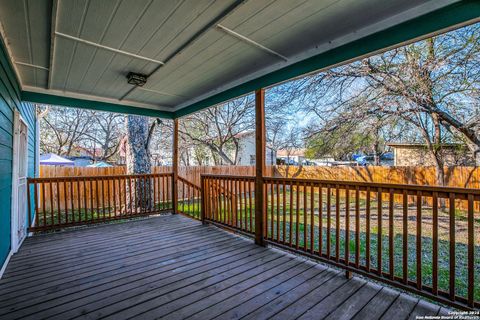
[172,118,179,214]
[255,88,266,246]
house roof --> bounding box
[277,148,306,157]
[0,1,478,119]
[234,130,255,139]
[87,161,112,168]
[386,142,464,148]
[39,153,74,166]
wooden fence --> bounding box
[40,165,266,187]
[38,165,480,212]
[40,165,480,189]
[274,165,480,188]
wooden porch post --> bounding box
[172,118,179,214]
[255,88,266,246]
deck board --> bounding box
[0,214,447,320]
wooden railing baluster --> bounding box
[327,184,331,259]
[449,192,456,301]
[64,179,68,224]
[42,182,46,228]
[249,180,253,232]
[335,184,340,261]
[57,180,61,225]
[27,181,32,228]
[432,191,438,295]
[310,183,314,254]
[277,181,280,243]
[270,181,274,240]
[389,188,394,280]
[34,182,39,228]
[355,186,360,268]
[289,181,293,246]
[366,186,371,272]
[90,178,94,221]
[416,190,422,290]
[467,193,474,307]
[70,180,75,223]
[378,187,382,276]
[319,185,323,257]
[304,183,307,251]
[50,181,54,226]
[296,182,300,250]
[283,181,286,244]
[345,185,350,267]
[403,189,408,284]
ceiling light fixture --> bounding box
[127,72,148,86]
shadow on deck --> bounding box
[0,214,449,319]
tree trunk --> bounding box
[373,123,381,165]
[125,115,152,212]
[433,158,445,186]
[466,142,480,166]
[431,113,445,186]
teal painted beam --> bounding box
[174,0,480,118]
[21,91,174,119]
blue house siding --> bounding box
[0,39,36,269]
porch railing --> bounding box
[26,171,479,309]
[177,176,201,220]
[202,175,255,235]
[202,174,480,310]
[27,173,173,232]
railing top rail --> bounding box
[201,173,480,195]
[178,176,201,190]
[28,172,174,183]
[263,176,480,195]
[201,174,255,180]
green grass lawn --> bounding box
[36,200,173,226]
[265,219,480,301]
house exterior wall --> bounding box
[393,146,474,166]
[0,39,37,271]
[237,133,276,165]
[277,155,306,165]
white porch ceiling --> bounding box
[0,0,468,116]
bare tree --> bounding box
[179,96,255,165]
[39,106,92,156]
[39,106,126,163]
[293,23,480,185]
[83,112,125,162]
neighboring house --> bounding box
[71,146,103,159]
[0,40,38,275]
[354,153,394,166]
[40,153,74,166]
[68,146,102,166]
[277,148,306,165]
[67,156,94,167]
[236,131,276,166]
[387,143,475,166]
[152,151,173,166]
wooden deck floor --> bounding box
[0,214,450,320]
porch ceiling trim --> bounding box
[174,0,480,118]
[21,90,174,119]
